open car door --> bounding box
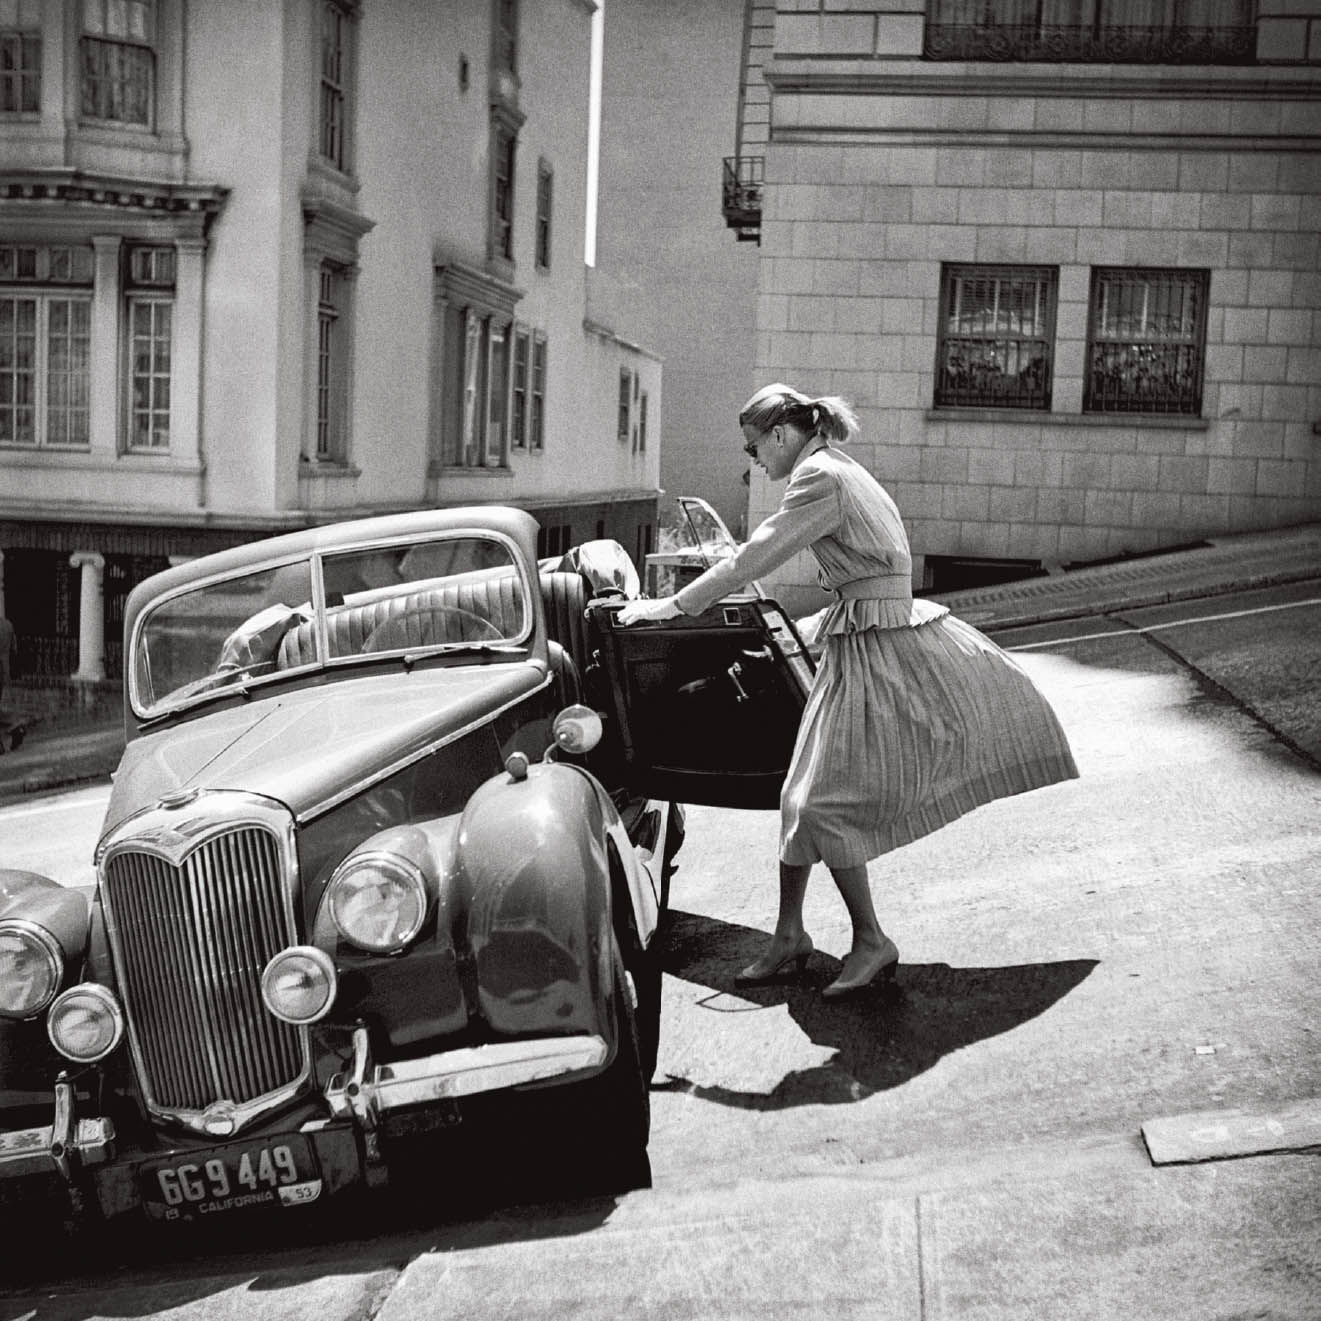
[586,499,816,809]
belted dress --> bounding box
[673,442,1079,869]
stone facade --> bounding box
[740,0,1321,604]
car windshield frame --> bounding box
[128,527,535,721]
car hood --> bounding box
[104,663,544,835]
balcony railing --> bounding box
[722,156,763,244]
[923,23,1256,64]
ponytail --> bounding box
[739,382,859,444]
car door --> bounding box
[588,593,815,809]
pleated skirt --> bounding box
[779,609,1079,869]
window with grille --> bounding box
[0,244,93,449]
[126,246,174,451]
[923,0,1256,64]
[530,334,545,452]
[1085,268,1208,416]
[1,0,41,114]
[320,1,353,171]
[934,265,1056,410]
[81,0,155,125]
[315,263,346,460]
[535,162,552,270]
[638,392,648,454]
[491,122,516,262]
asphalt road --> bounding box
[2,580,1318,1316]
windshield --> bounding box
[133,533,529,717]
[675,497,739,567]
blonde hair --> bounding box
[738,382,859,444]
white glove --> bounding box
[615,596,684,626]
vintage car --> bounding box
[0,503,813,1226]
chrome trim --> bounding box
[299,667,553,822]
[130,527,537,722]
[49,1080,73,1181]
[325,1030,609,1125]
[0,1118,116,1179]
[97,792,311,1137]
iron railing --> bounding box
[1085,342,1204,415]
[923,23,1256,64]
[936,337,1053,409]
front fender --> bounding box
[459,761,614,1039]
[0,870,90,971]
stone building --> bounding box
[725,0,1321,610]
[0,0,661,706]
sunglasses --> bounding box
[743,428,774,459]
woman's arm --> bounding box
[673,461,840,616]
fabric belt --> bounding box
[832,573,912,602]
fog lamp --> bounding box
[47,984,124,1063]
[0,921,63,1020]
[327,853,428,954]
[261,946,337,1025]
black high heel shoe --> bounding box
[734,933,814,985]
[821,937,899,1000]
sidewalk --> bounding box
[2,522,1319,807]
[930,520,1321,630]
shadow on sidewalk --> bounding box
[658,909,1097,1110]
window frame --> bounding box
[617,367,631,442]
[123,244,176,453]
[535,160,552,271]
[0,0,41,115]
[1084,267,1210,417]
[510,325,530,451]
[933,263,1058,412]
[80,0,156,128]
[0,243,95,450]
[318,0,356,175]
[530,333,545,452]
[315,262,345,460]
[490,117,518,264]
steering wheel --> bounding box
[362,606,504,653]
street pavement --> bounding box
[0,522,1319,1317]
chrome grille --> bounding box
[104,827,304,1112]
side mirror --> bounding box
[550,704,603,757]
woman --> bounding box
[617,383,1078,999]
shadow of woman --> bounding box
[657,910,1098,1111]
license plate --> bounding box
[141,1135,321,1220]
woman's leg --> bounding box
[823,864,898,996]
[736,861,814,981]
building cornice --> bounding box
[0,169,228,220]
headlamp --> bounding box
[0,921,63,1020]
[326,852,428,954]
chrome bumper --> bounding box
[0,1082,115,1181]
[325,1027,607,1126]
